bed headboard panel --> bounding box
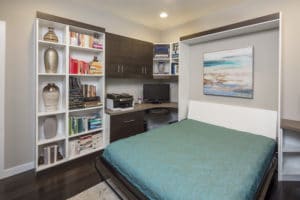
[188,100,278,139]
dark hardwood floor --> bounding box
[1,154,300,200]
[0,153,102,200]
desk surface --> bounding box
[106,102,178,116]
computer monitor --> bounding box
[143,84,170,103]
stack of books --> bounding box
[88,115,102,130]
[69,77,84,109]
[172,43,179,59]
[69,32,103,49]
[69,132,103,157]
[82,84,101,108]
[69,58,89,74]
[89,57,103,74]
[69,113,102,135]
[83,97,102,108]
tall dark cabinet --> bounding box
[105,32,153,79]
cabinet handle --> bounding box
[145,67,147,74]
[117,65,120,73]
[124,119,135,123]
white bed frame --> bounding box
[188,100,278,139]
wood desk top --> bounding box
[105,102,178,116]
[281,119,300,132]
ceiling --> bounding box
[78,0,248,31]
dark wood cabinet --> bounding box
[110,111,145,142]
[105,32,153,79]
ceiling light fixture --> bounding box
[160,12,168,18]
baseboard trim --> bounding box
[0,162,34,180]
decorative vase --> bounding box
[42,83,60,111]
[43,27,59,43]
[158,62,165,73]
[43,116,58,139]
[44,47,59,73]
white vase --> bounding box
[42,83,60,111]
[44,116,58,139]
[158,62,165,73]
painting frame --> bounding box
[203,46,254,99]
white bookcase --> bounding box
[153,42,179,77]
[35,18,106,171]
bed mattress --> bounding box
[103,119,276,200]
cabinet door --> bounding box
[143,42,153,78]
[110,111,145,142]
[106,33,124,78]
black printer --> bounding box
[106,93,134,110]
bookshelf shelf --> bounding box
[69,74,104,77]
[38,40,66,48]
[38,110,66,117]
[68,127,103,139]
[153,58,170,61]
[39,73,66,77]
[69,45,103,53]
[38,135,66,145]
[37,159,67,171]
[35,17,106,172]
[68,105,103,113]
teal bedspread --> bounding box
[103,119,276,200]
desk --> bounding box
[105,102,178,116]
[105,102,178,142]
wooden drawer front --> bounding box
[110,111,145,142]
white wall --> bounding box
[188,29,279,110]
[0,0,160,170]
[0,21,5,178]
[161,0,300,120]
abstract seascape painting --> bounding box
[203,47,253,98]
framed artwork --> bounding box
[203,47,254,98]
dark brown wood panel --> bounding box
[36,11,105,32]
[281,119,300,133]
[110,111,145,142]
[105,32,153,79]
[180,13,280,41]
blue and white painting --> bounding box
[203,47,253,98]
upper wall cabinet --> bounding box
[105,32,153,79]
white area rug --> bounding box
[68,182,121,200]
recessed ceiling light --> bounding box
[160,12,168,18]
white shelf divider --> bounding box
[69,127,103,139]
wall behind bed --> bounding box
[187,29,279,110]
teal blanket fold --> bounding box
[103,119,275,200]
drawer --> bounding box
[110,111,145,142]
